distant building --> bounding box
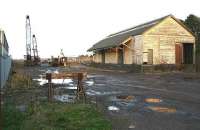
[0,29,11,88]
[88,15,195,66]
[78,55,93,63]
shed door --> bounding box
[118,48,124,64]
[148,49,153,64]
[175,44,183,64]
[183,43,193,64]
[101,51,105,64]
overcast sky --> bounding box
[0,0,199,59]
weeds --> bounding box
[3,102,112,130]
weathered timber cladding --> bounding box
[124,40,133,64]
[105,49,118,64]
[93,53,102,63]
[133,35,143,64]
[91,16,195,65]
[143,17,195,64]
[144,17,193,36]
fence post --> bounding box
[46,72,53,102]
[77,73,86,102]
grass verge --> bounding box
[3,102,112,130]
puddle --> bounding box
[87,75,103,78]
[90,100,96,104]
[52,79,73,84]
[86,89,101,95]
[117,102,135,107]
[86,81,94,86]
[117,95,135,101]
[54,94,76,103]
[53,69,59,74]
[147,106,176,113]
[86,89,121,96]
[108,106,120,111]
[129,124,136,129]
[33,78,48,85]
[46,69,52,73]
[109,95,137,108]
[63,86,77,90]
[69,83,74,86]
[110,95,136,102]
[39,69,46,72]
[87,75,96,78]
[95,84,105,86]
[145,98,162,103]
[16,105,26,112]
[33,78,73,86]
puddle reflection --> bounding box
[86,89,121,96]
[33,78,73,86]
[129,124,136,129]
[86,81,94,86]
[54,94,76,103]
[108,106,120,111]
[147,106,176,113]
[116,95,135,101]
[63,86,77,90]
[145,98,162,103]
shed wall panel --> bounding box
[93,53,102,63]
[133,35,143,64]
[105,50,118,64]
[143,17,195,65]
[123,40,133,64]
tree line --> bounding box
[184,14,200,71]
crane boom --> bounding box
[26,15,32,60]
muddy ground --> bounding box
[11,63,200,130]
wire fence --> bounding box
[0,56,11,88]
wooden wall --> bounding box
[92,16,195,65]
[93,52,102,63]
[105,48,118,64]
[123,39,133,64]
[93,49,118,64]
[143,17,195,64]
[133,35,143,64]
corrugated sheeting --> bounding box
[0,56,11,88]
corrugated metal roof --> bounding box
[88,15,171,51]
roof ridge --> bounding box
[108,14,172,37]
[88,14,175,51]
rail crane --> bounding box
[24,15,40,65]
[32,34,40,64]
[25,15,32,65]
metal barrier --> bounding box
[0,56,11,88]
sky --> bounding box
[0,0,200,59]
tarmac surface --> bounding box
[26,64,200,130]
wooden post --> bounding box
[46,73,53,102]
[77,73,86,102]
